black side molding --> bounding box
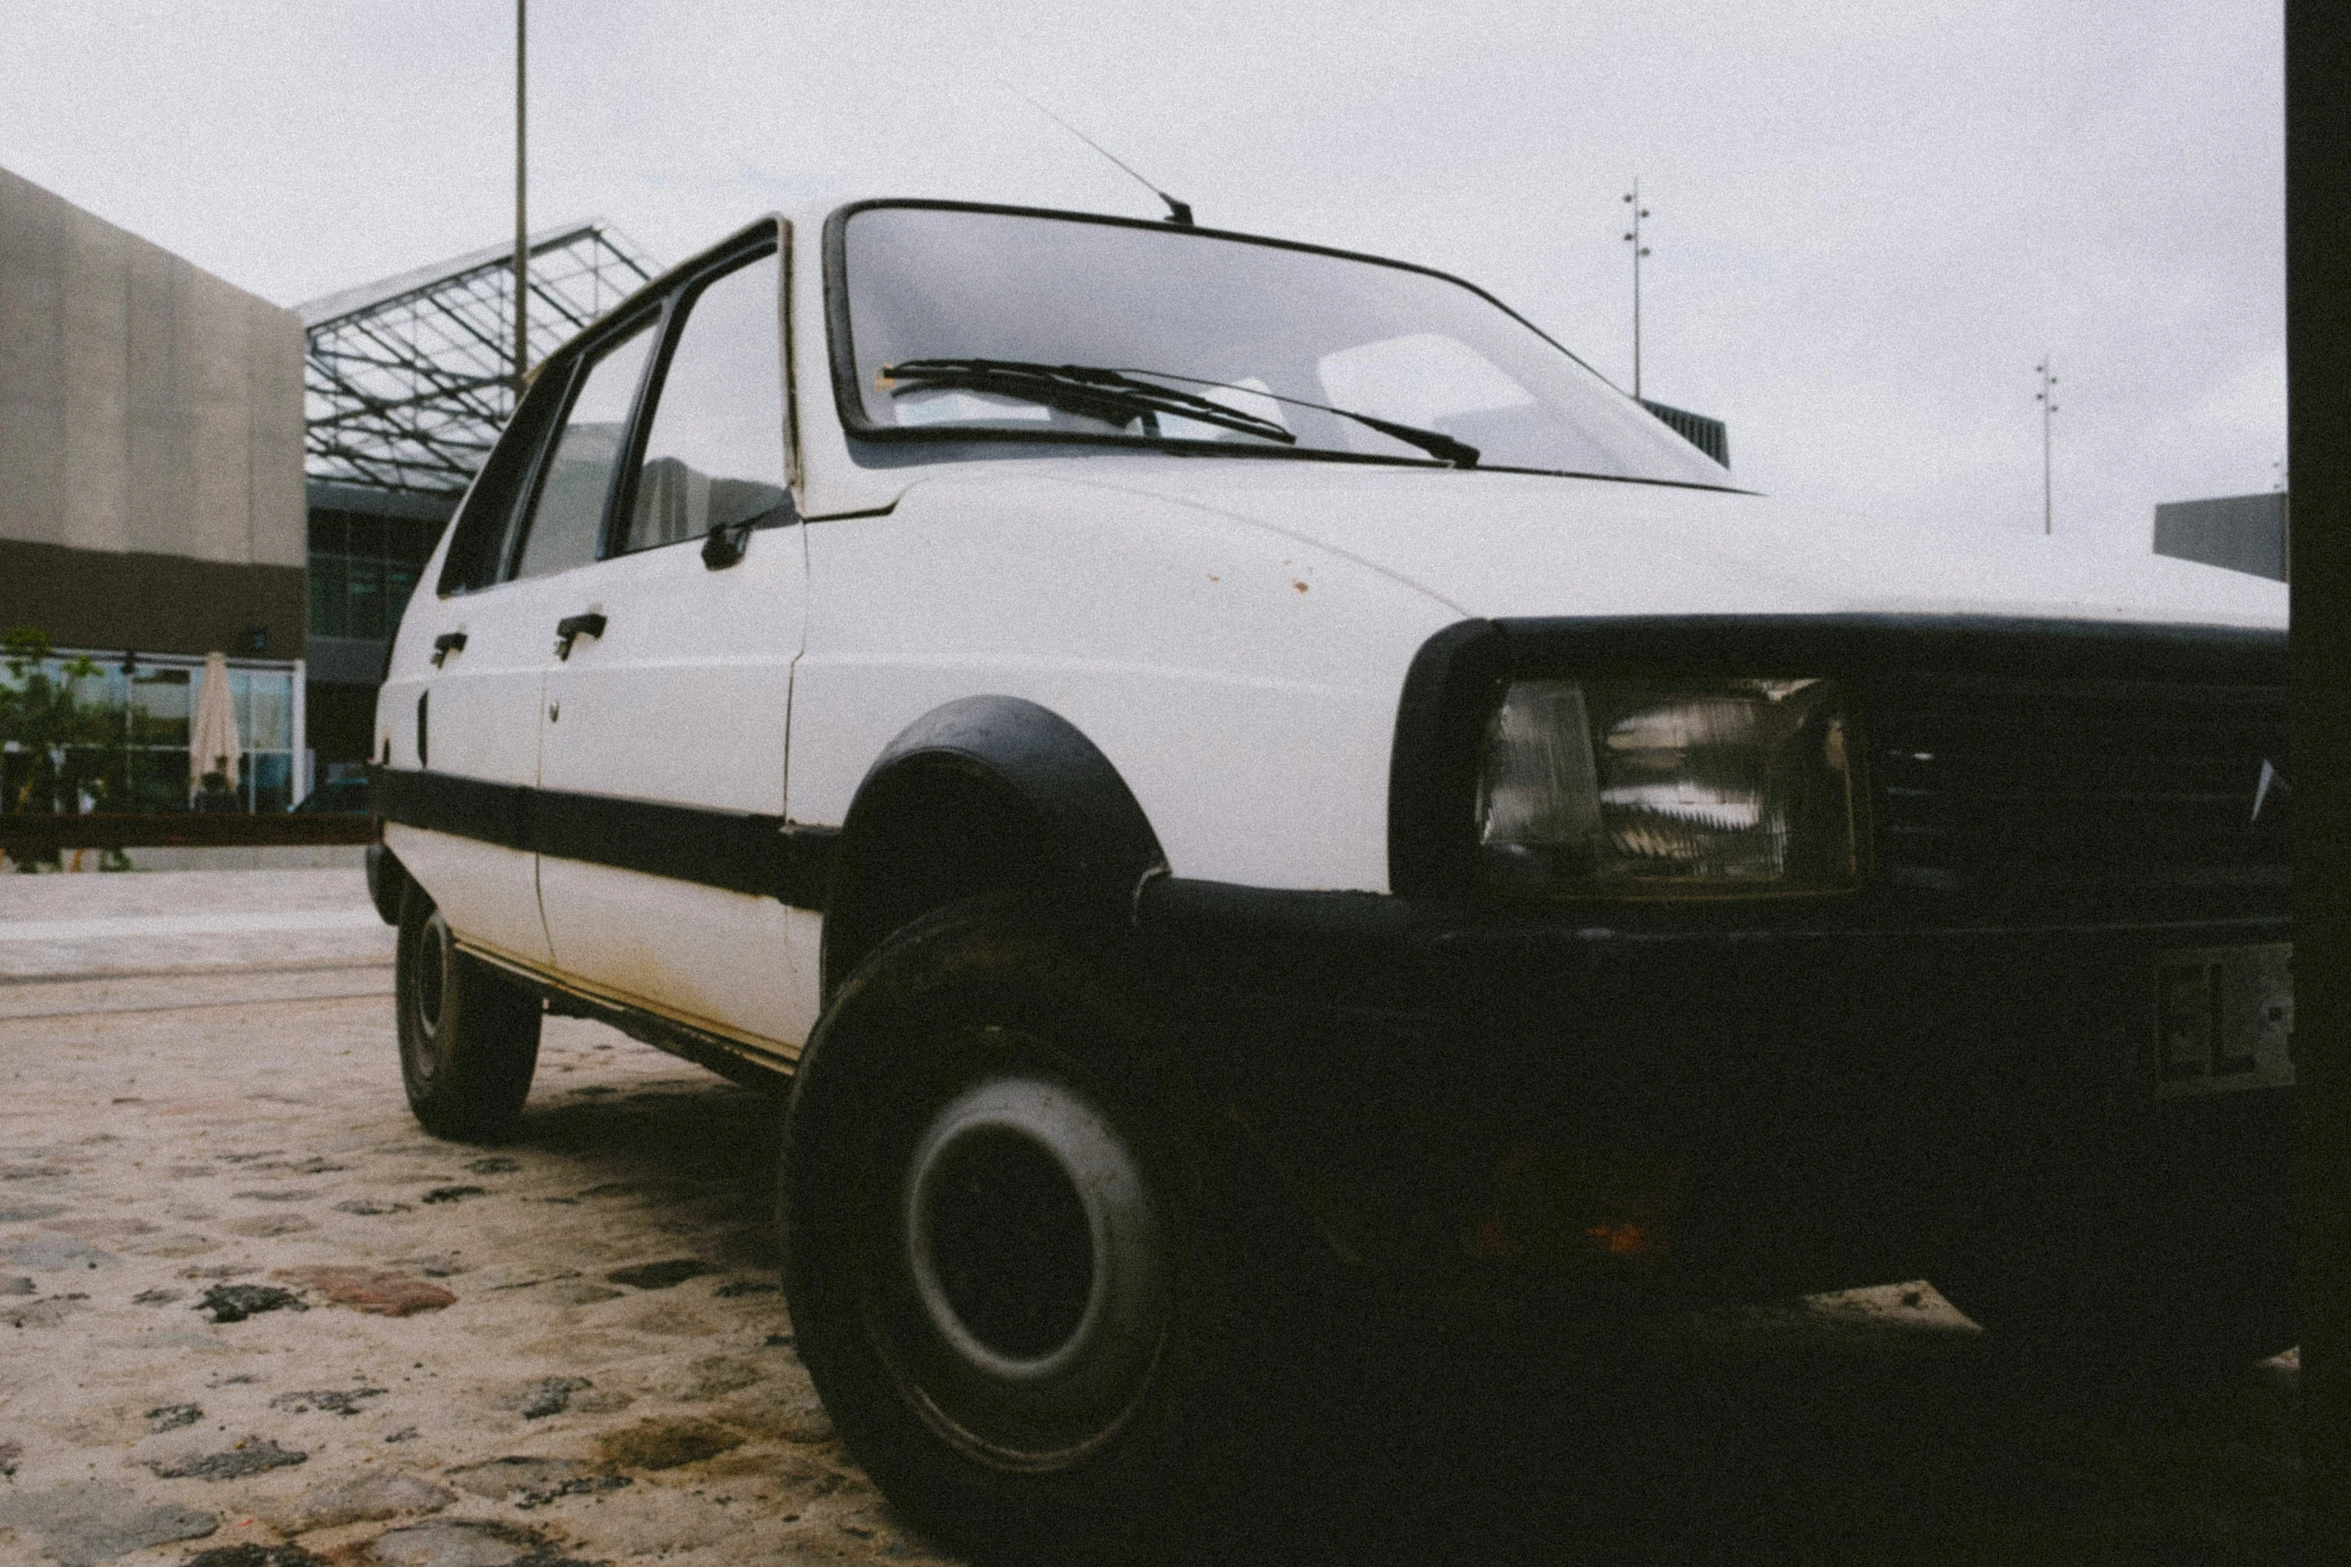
[371,765,839,912]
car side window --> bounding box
[620,248,790,554]
[510,314,660,581]
[434,356,568,595]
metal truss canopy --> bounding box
[299,221,657,497]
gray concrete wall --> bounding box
[2152,491,2289,582]
[0,165,304,571]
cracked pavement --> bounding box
[0,868,2308,1565]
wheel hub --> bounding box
[892,1069,1170,1464]
[405,911,451,1086]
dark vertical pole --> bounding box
[2287,0,2351,1556]
[514,0,528,395]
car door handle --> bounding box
[554,612,607,660]
[430,631,467,667]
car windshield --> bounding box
[836,204,1733,487]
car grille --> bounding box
[1861,672,2289,913]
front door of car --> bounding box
[534,235,810,1061]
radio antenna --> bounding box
[1004,86,1194,226]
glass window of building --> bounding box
[309,508,451,641]
[1,652,298,814]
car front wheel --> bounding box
[780,897,1271,1563]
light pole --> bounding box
[1623,180,1651,401]
[2034,354,2059,534]
[513,0,528,396]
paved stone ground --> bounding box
[0,870,2308,1566]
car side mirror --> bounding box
[701,519,753,570]
[700,495,797,570]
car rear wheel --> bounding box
[780,897,1278,1563]
[395,883,542,1142]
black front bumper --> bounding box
[1132,877,2296,1305]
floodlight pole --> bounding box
[1623,179,1652,401]
[513,0,528,395]
[2034,355,2059,534]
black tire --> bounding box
[780,897,1278,1565]
[395,882,542,1143]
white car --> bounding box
[367,197,2294,1555]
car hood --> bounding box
[1044,461,2289,630]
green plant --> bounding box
[0,627,122,814]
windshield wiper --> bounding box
[1105,366,1481,468]
[878,359,1297,448]
[879,358,1481,468]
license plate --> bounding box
[2153,943,2294,1098]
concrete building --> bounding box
[0,171,659,812]
[0,166,310,810]
[2153,490,2289,582]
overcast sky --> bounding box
[0,1,2283,558]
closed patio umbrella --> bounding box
[189,651,241,800]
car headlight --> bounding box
[1476,677,1856,896]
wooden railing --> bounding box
[0,812,377,856]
